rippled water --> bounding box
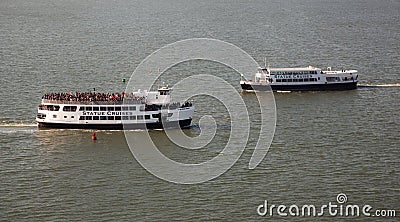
[1,0,399,221]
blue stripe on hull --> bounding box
[38,119,192,130]
[241,82,357,91]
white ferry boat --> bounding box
[36,86,194,130]
[240,66,358,91]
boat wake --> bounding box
[0,123,37,127]
[0,122,37,134]
[358,83,400,88]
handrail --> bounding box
[41,99,145,105]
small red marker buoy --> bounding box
[92,132,97,140]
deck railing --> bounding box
[41,99,145,105]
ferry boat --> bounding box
[240,66,358,91]
[36,86,194,130]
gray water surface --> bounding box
[1,0,399,221]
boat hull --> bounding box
[38,118,192,130]
[241,82,358,92]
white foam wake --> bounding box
[358,83,400,87]
[0,122,37,127]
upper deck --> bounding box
[41,99,145,105]
[260,66,358,76]
[268,66,321,72]
[41,87,173,106]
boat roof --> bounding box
[266,66,321,71]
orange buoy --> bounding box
[92,132,97,140]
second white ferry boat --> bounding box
[240,66,359,91]
[36,86,194,130]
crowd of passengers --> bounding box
[42,92,145,102]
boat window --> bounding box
[288,79,293,82]
[122,116,129,120]
[145,115,150,119]
[304,78,309,82]
[139,106,145,111]
[107,116,114,120]
[100,116,107,120]
[282,79,287,82]
[79,107,84,111]
[122,106,129,111]
[326,77,340,82]
[53,114,57,118]
[137,115,143,120]
[36,114,46,119]
[115,116,121,120]
[93,116,99,120]
[130,116,136,120]
[159,90,170,96]
[93,107,99,111]
[276,79,282,82]
[129,106,136,111]
[85,116,92,120]
[39,105,60,111]
[107,107,114,111]
[100,107,106,111]
[152,114,160,118]
[71,116,74,118]
[115,107,122,111]
[79,116,85,120]
[63,106,77,112]
[293,79,298,82]
[86,106,92,111]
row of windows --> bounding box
[63,106,77,112]
[270,71,318,75]
[326,77,341,82]
[79,106,140,111]
[42,105,143,112]
[275,78,318,82]
[79,115,151,121]
[39,105,60,111]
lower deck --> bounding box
[38,118,192,130]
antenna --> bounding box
[264,57,267,68]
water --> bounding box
[1,0,399,221]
